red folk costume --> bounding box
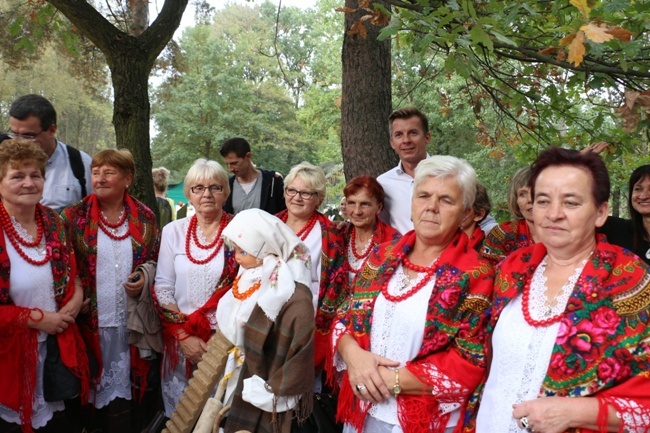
[480,219,533,266]
[276,210,348,369]
[62,194,160,395]
[466,235,650,432]
[156,212,238,376]
[0,204,89,433]
[467,226,485,252]
[331,231,493,433]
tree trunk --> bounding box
[46,0,189,214]
[340,0,395,181]
[110,54,156,212]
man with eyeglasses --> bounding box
[219,137,286,215]
[8,94,92,212]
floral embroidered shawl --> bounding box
[0,205,89,433]
[332,230,493,433]
[465,235,650,432]
[480,219,533,266]
[276,210,348,369]
[155,213,238,376]
[61,193,160,394]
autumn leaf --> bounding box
[559,33,576,47]
[335,7,357,13]
[607,26,634,42]
[539,47,557,56]
[581,22,614,43]
[570,0,591,19]
[568,31,586,66]
[348,21,367,38]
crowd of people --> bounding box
[1,95,650,433]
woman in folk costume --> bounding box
[153,159,238,417]
[331,156,494,433]
[276,162,347,371]
[481,166,538,265]
[0,139,89,433]
[470,148,650,433]
[461,182,491,252]
[218,208,315,433]
[340,176,401,286]
[61,149,160,432]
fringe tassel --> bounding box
[398,394,449,433]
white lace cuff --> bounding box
[605,396,650,432]
[410,361,469,400]
[332,321,348,372]
[242,375,298,413]
[154,285,177,307]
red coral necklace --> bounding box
[0,203,49,266]
[282,212,318,241]
[185,213,227,265]
[381,254,437,302]
[98,208,130,240]
[350,227,374,260]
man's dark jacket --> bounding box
[223,169,286,215]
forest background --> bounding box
[1,0,649,221]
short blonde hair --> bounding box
[284,162,326,203]
[183,158,230,199]
[507,166,531,220]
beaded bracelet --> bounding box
[30,307,44,323]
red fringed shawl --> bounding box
[156,213,238,376]
[331,231,493,433]
[61,194,160,398]
[341,219,402,255]
[467,226,485,252]
[276,210,349,369]
[0,204,90,433]
[465,235,650,432]
[480,219,533,266]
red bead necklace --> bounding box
[185,213,227,265]
[0,203,49,266]
[282,213,318,241]
[98,208,130,240]
[350,227,374,260]
[381,254,437,302]
[232,275,262,301]
[521,279,564,327]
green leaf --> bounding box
[469,25,493,52]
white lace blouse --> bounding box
[476,257,584,432]
[154,218,225,324]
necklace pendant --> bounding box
[645,248,650,260]
[400,275,411,291]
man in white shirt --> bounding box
[9,94,92,212]
[378,107,497,234]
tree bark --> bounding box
[46,0,189,212]
[340,0,395,181]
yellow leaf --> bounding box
[568,31,586,66]
[559,33,576,47]
[581,23,614,43]
[570,0,591,19]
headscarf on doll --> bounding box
[221,208,312,322]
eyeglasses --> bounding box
[190,184,224,195]
[8,130,45,140]
[285,188,317,200]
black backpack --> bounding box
[66,144,87,198]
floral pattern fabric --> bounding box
[480,219,533,266]
[466,235,650,433]
[331,230,493,433]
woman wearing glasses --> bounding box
[153,158,238,417]
[62,149,160,432]
[276,163,347,372]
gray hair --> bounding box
[413,156,477,210]
[284,162,326,203]
[183,158,230,199]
